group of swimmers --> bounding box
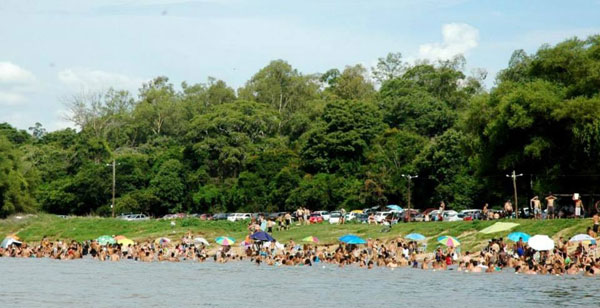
[1,230,599,277]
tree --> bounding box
[327,65,375,100]
[0,136,38,216]
[238,60,319,130]
[301,100,385,173]
[372,52,406,83]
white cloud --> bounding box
[0,62,36,83]
[57,68,146,92]
[419,23,479,61]
[0,61,37,106]
[0,91,26,106]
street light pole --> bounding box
[106,159,117,218]
[506,170,523,218]
[401,174,418,213]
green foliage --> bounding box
[3,35,600,216]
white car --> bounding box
[374,211,391,223]
[124,214,149,221]
[443,210,461,222]
[227,213,251,222]
[345,212,358,221]
[329,212,342,224]
[314,211,331,221]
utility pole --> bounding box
[106,159,117,218]
[506,170,523,218]
[401,174,418,217]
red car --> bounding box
[309,213,324,224]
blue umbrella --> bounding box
[507,232,530,242]
[250,231,275,242]
[387,205,403,211]
[405,233,426,241]
[339,234,367,244]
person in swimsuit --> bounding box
[531,196,541,219]
[545,193,557,219]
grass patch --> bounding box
[0,214,594,251]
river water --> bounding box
[0,258,598,307]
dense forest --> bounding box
[2,35,600,217]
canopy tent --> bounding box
[479,222,520,234]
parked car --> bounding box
[443,210,460,222]
[309,213,324,223]
[459,209,482,221]
[227,213,252,222]
[122,213,149,221]
[374,211,391,223]
[329,211,342,224]
[314,211,331,221]
[212,213,228,220]
[356,213,369,223]
[345,212,358,221]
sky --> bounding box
[1,0,599,131]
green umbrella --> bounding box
[96,235,116,245]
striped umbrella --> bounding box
[302,236,319,243]
[438,236,460,247]
[216,236,235,246]
[155,237,171,246]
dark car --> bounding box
[356,213,369,223]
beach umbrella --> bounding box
[154,237,171,246]
[569,234,595,244]
[339,234,367,244]
[302,236,319,243]
[479,222,520,234]
[438,236,460,247]
[350,210,363,214]
[250,231,275,242]
[507,232,531,242]
[387,205,403,211]
[528,235,554,251]
[1,237,22,248]
[193,237,209,246]
[117,238,134,246]
[216,236,235,246]
[6,234,20,241]
[405,233,426,241]
[114,235,127,241]
[96,235,116,246]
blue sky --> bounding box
[1,0,599,131]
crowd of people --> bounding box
[2,226,600,277]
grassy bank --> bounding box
[0,214,593,252]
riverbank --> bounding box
[0,214,592,251]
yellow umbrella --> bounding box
[114,235,127,241]
[351,210,363,214]
[117,238,134,246]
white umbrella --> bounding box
[1,237,22,248]
[569,234,595,243]
[528,235,555,251]
[193,237,209,246]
